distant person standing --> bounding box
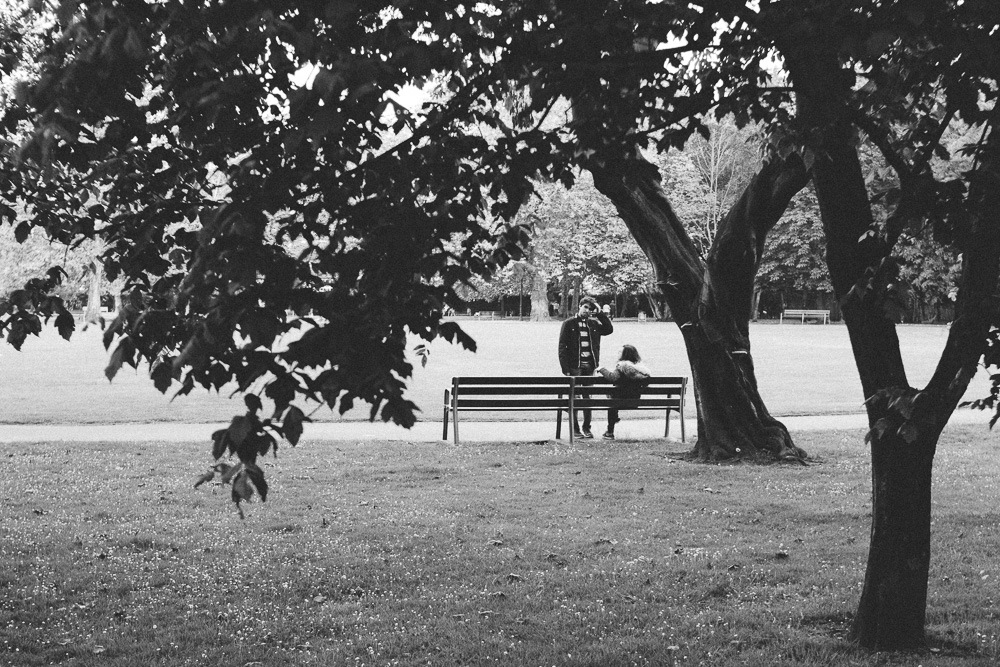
[558,296,613,438]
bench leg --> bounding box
[664,407,670,438]
[556,402,563,440]
[568,382,575,444]
[442,389,450,441]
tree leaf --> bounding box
[55,310,75,340]
[193,470,215,488]
[244,394,263,414]
[257,432,277,457]
[211,428,229,459]
[14,221,30,243]
[865,417,893,444]
[151,361,173,393]
[219,461,243,485]
[105,343,125,382]
[231,471,253,504]
[897,421,920,444]
[282,405,306,446]
[228,415,252,446]
[245,463,268,502]
[265,376,296,416]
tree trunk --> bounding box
[560,277,569,317]
[856,105,1000,649]
[785,38,1000,649]
[589,150,808,460]
[517,276,524,318]
[787,43,925,648]
[528,262,550,322]
[84,260,103,326]
[851,423,936,649]
[642,286,663,320]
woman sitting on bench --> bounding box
[596,344,651,440]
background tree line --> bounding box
[461,117,962,323]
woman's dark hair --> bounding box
[619,344,641,363]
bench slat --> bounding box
[574,399,682,407]
[455,399,572,409]
[455,398,681,408]
[457,386,571,395]
[573,376,686,384]
[455,387,683,397]
[453,376,570,384]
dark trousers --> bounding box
[606,385,643,434]
[606,408,620,432]
[569,364,594,431]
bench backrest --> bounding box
[450,376,686,410]
[450,376,570,410]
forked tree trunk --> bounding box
[848,142,1000,650]
[789,43,932,648]
[787,39,1000,649]
[589,151,808,460]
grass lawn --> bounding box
[0,319,989,425]
[2,426,998,666]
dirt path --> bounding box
[0,410,988,443]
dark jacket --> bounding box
[598,360,652,403]
[558,312,614,374]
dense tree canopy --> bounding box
[3,0,1000,652]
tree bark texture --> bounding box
[786,37,1000,649]
[788,42,929,650]
[589,151,808,461]
[850,424,935,648]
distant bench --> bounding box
[780,308,830,324]
[442,376,687,444]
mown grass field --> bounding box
[2,427,998,666]
[0,319,988,425]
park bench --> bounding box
[442,376,687,444]
[780,308,830,324]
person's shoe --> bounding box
[602,431,615,440]
[573,430,585,439]
[582,429,595,439]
